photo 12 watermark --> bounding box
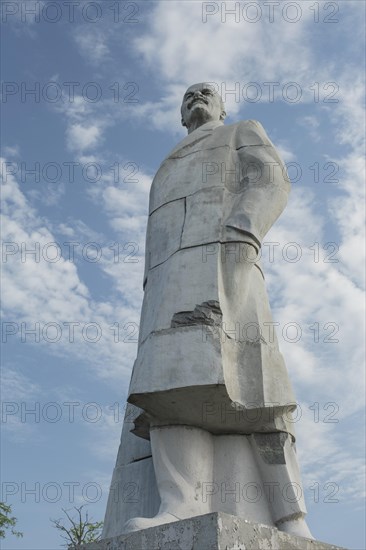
[201,480,339,505]
[2,241,140,264]
[201,320,340,344]
[202,2,339,24]
[1,400,140,424]
[1,321,139,344]
[1,160,140,184]
[200,160,339,187]
[1,1,141,24]
[0,479,339,505]
[201,241,340,264]
[1,81,140,103]
[204,80,339,104]
[201,400,340,426]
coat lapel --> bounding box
[167,121,224,158]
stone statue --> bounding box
[102,83,313,540]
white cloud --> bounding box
[1,368,40,401]
[28,181,66,206]
[2,145,20,158]
[328,152,365,289]
[53,96,106,156]
[265,185,365,411]
[54,94,130,157]
[296,411,365,504]
[1,158,140,382]
[129,1,320,132]
[87,169,152,306]
[275,143,296,163]
[57,223,76,238]
[74,28,110,65]
[66,123,103,153]
[261,179,365,505]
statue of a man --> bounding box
[102,83,312,539]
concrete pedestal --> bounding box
[76,512,346,550]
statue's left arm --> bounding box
[224,120,291,249]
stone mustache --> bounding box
[102,83,313,540]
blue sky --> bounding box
[1,1,365,548]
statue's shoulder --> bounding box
[233,119,273,147]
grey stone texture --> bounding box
[102,84,316,540]
[131,116,295,437]
[78,513,346,550]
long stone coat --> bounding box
[102,120,300,538]
[128,119,296,438]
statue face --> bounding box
[181,83,224,129]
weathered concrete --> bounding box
[77,512,346,550]
[102,83,311,539]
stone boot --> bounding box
[251,432,314,539]
[123,425,214,533]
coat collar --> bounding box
[167,120,225,158]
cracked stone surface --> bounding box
[171,300,222,328]
[77,513,347,550]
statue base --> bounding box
[76,512,346,549]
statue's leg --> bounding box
[212,434,273,524]
[123,424,214,533]
[251,432,313,539]
[102,404,160,539]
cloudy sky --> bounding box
[1,1,365,548]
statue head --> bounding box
[181,83,226,133]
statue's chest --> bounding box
[149,135,239,215]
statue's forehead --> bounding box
[183,83,218,96]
